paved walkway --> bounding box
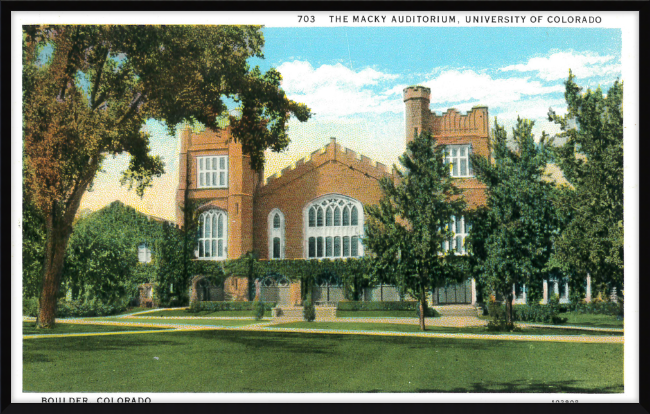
[22,316,623,344]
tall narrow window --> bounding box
[304,195,364,259]
[442,215,469,255]
[197,156,228,188]
[268,209,285,260]
[197,209,228,260]
[138,243,151,263]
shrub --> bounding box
[337,301,420,312]
[23,298,130,318]
[253,300,266,320]
[23,297,39,317]
[303,296,316,322]
[188,301,276,313]
[567,300,621,316]
[486,320,518,332]
[415,302,440,318]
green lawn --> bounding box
[23,329,623,393]
[95,317,261,327]
[272,322,623,336]
[562,313,623,329]
[23,322,168,336]
[141,309,260,318]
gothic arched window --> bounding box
[197,209,228,260]
[268,209,285,259]
[303,195,364,259]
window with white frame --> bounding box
[444,145,473,178]
[441,215,470,255]
[197,209,228,260]
[138,243,152,263]
[197,156,228,188]
[304,195,364,259]
[268,209,285,259]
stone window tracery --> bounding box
[197,209,227,260]
[304,195,364,259]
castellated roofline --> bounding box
[261,138,396,191]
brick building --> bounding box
[178,86,492,305]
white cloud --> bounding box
[499,50,621,81]
[278,61,402,118]
[387,69,564,109]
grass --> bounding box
[272,322,624,336]
[141,309,259,318]
[23,322,167,336]
[561,313,623,329]
[23,329,624,393]
[93,317,261,327]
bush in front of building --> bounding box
[337,301,417,312]
[253,299,266,320]
[23,298,130,318]
[303,295,316,322]
[188,300,276,313]
[567,300,622,316]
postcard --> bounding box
[11,9,639,404]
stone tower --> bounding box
[403,86,432,145]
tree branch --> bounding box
[90,47,110,110]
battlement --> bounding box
[430,106,489,137]
[403,86,431,102]
[261,138,396,191]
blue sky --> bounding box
[79,27,622,221]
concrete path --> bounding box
[22,316,623,344]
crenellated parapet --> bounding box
[259,138,396,195]
[429,106,489,137]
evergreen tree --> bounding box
[469,118,559,326]
[364,131,467,331]
[548,72,624,291]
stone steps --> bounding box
[272,306,336,321]
[433,305,478,317]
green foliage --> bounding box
[22,188,46,299]
[548,72,624,289]
[22,25,311,327]
[62,201,161,303]
[253,300,266,320]
[23,297,40,317]
[567,301,622,316]
[188,301,275,313]
[469,118,559,322]
[23,298,129,318]
[488,298,567,325]
[363,131,468,328]
[337,301,420,312]
[303,295,316,322]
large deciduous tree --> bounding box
[468,118,559,326]
[23,25,311,328]
[548,72,624,291]
[364,132,467,331]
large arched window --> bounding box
[268,209,285,259]
[304,195,364,259]
[197,209,228,260]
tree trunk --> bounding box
[419,287,426,331]
[36,212,73,328]
[505,292,514,326]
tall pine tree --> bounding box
[548,72,624,292]
[364,131,467,331]
[469,118,559,326]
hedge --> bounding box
[188,301,276,313]
[337,301,419,311]
[567,300,622,316]
[22,298,129,318]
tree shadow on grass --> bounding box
[417,379,623,393]
[201,331,336,355]
[23,353,52,364]
[23,335,185,352]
